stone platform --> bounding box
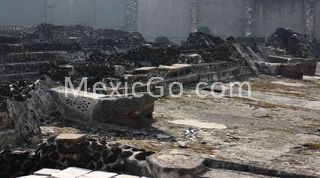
[51,87,155,127]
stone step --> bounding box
[77,171,117,178]
[51,167,92,178]
[0,72,39,81]
[0,61,48,74]
[34,168,61,176]
[0,43,24,53]
[0,51,69,63]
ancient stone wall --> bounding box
[0,134,154,178]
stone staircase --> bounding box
[18,167,147,178]
[0,51,84,81]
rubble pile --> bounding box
[34,23,95,42]
[0,23,319,178]
[154,36,176,47]
[1,24,255,84]
[246,28,319,79]
[266,28,317,58]
[186,32,224,49]
[0,35,21,44]
[1,24,318,157]
[0,81,34,101]
[96,29,146,46]
[0,25,35,36]
[109,46,182,67]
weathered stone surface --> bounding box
[5,99,42,147]
[255,61,304,79]
[147,149,205,178]
[178,54,203,64]
[55,134,86,143]
[34,168,61,176]
[80,171,118,178]
[51,87,155,127]
[51,167,92,178]
[27,76,60,123]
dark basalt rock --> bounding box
[154,36,176,47]
[266,28,318,58]
[0,134,155,177]
[187,32,224,49]
[0,81,34,101]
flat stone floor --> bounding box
[40,74,320,177]
[149,75,320,177]
[200,168,276,178]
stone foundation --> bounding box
[0,134,154,178]
[0,51,84,81]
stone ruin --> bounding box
[250,28,319,79]
[0,24,319,178]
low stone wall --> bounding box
[0,51,84,81]
[255,61,304,79]
[0,134,154,178]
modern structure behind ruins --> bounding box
[0,0,320,42]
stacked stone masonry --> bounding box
[0,134,154,178]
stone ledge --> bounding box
[55,133,86,143]
[204,157,318,178]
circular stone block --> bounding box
[147,149,205,178]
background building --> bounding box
[0,0,318,42]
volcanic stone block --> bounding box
[147,149,205,178]
[51,167,92,178]
[34,168,61,176]
[255,61,304,79]
[79,171,118,178]
[51,87,155,127]
[55,134,86,143]
[3,100,42,148]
